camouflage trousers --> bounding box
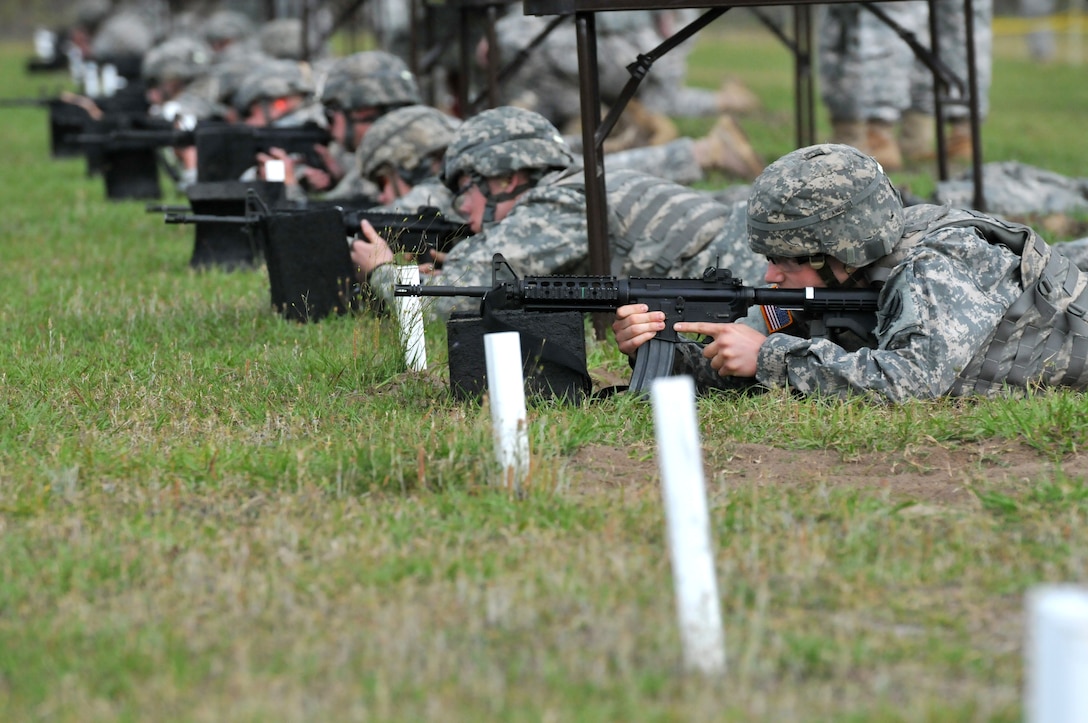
[496,15,721,128]
[601,138,704,187]
[819,0,992,122]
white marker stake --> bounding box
[394,265,427,372]
[651,375,726,675]
[1027,585,1088,723]
[484,331,529,492]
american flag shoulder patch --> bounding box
[761,305,794,334]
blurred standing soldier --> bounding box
[613,144,1088,400]
[487,9,760,152]
[820,0,993,170]
[1020,0,1057,63]
[350,106,766,321]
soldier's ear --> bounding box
[499,171,527,193]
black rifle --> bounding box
[394,253,881,393]
[73,122,334,183]
[193,123,333,183]
[164,204,469,258]
[0,96,60,108]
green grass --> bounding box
[1,30,1087,722]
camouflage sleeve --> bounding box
[753,230,1021,401]
[671,341,761,393]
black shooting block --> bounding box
[100,143,161,200]
[186,181,286,270]
[262,207,358,322]
[48,100,92,158]
[446,310,588,403]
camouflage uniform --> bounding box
[88,8,156,61]
[318,51,424,200]
[233,59,325,129]
[232,59,327,202]
[820,0,992,124]
[257,17,332,61]
[369,107,763,321]
[491,10,723,128]
[606,169,763,283]
[670,144,1088,401]
[934,161,1088,216]
[604,139,706,187]
[140,35,214,106]
[139,36,215,191]
[355,104,463,217]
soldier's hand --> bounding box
[350,220,395,277]
[311,143,342,183]
[673,321,766,378]
[257,148,296,185]
[612,304,666,358]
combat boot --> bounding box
[865,120,903,171]
[899,110,935,162]
[692,116,765,181]
[624,98,679,148]
[830,120,867,150]
[947,120,973,163]
[565,100,679,154]
[716,77,760,115]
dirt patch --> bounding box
[566,440,1088,506]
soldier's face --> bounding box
[327,107,382,150]
[763,256,829,288]
[375,171,412,206]
[453,174,523,233]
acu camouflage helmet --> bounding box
[357,105,461,182]
[232,59,315,112]
[319,51,421,111]
[141,36,213,84]
[442,106,573,187]
[747,143,904,268]
[203,10,256,46]
[258,18,308,60]
[91,11,156,58]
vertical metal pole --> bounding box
[964,0,985,210]
[574,12,610,339]
[300,0,311,62]
[486,4,500,109]
[459,6,473,117]
[929,0,949,181]
[793,6,815,146]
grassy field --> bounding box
[1,26,1088,722]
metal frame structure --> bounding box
[522,0,985,281]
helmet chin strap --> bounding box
[810,255,867,289]
[478,177,533,226]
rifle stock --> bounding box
[394,253,881,393]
